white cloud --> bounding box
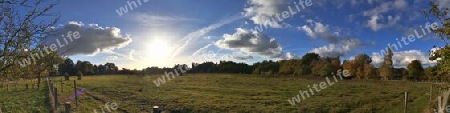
[243,0,288,28]
[133,13,193,27]
[363,0,407,31]
[366,15,401,31]
[300,25,315,38]
[171,15,243,58]
[216,28,283,58]
[298,21,330,38]
[106,56,119,61]
[310,39,362,57]
[368,15,382,31]
[44,21,132,56]
[370,50,436,68]
[284,52,299,59]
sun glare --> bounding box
[147,40,171,60]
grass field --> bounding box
[0,80,50,113]
[47,74,437,113]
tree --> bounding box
[379,47,394,80]
[425,66,437,81]
[407,60,424,81]
[279,59,301,75]
[27,45,62,88]
[363,64,375,79]
[77,71,83,80]
[58,58,75,75]
[0,0,59,78]
[320,63,332,77]
[64,72,70,80]
[354,54,373,79]
[300,53,320,75]
[342,60,356,79]
[400,68,409,81]
[424,1,450,112]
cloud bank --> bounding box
[44,22,132,56]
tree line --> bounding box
[56,46,440,82]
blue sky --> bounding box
[48,0,448,69]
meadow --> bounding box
[0,80,50,112]
[46,74,437,113]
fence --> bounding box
[46,76,76,113]
[0,80,39,91]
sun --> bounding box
[147,40,171,60]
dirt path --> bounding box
[72,88,129,113]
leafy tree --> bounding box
[301,53,320,65]
[379,47,394,80]
[64,72,70,80]
[0,0,59,77]
[342,60,356,79]
[253,60,279,75]
[407,60,424,81]
[59,58,75,75]
[363,64,375,79]
[354,54,373,79]
[27,45,63,88]
[312,59,326,76]
[424,66,437,81]
[279,59,301,75]
[400,68,409,81]
[77,71,83,80]
[320,63,332,77]
[424,1,450,112]
[329,57,342,74]
[300,53,320,75]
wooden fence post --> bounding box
[404,92,408,113]
[430,84,433,102]
[74,80,77,107]
[26,84,28,89]
[54,88,58,108]
[153,106,160,113]
[64,102,71,113]
[61,77,63,92]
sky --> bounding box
[45,0,450,69]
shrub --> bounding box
[64,72,70,80]
[77,71,83,80]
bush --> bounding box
[64,72,70,80]
[77,71,83,80]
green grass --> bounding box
[52,74,437,113]
[0,80,49,113]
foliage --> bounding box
[425,1,450,81]
[407,60,424,81]
[77,71,83,80]
[0,0,59,79]
[64,72,70,80]
[379,47,394,80]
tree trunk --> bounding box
[438,89,450,113]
